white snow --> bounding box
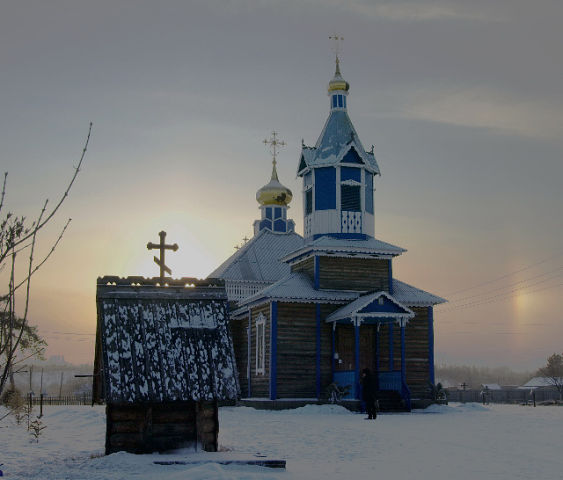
[1,403,561,479]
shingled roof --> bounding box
[94,278,239,404]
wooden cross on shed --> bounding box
[147,230,178,282]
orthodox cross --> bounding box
[329,34,344,61]
[263,131,286,168]
[460,382,469,391]
[146,230,178,282]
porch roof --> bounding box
[326,291,414,324]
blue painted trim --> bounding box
[314,167,336,210]
[331,325,336,379]
[389,324,394,370]
[312,233,370,241]
[316,303,321,399]
[400,324,406,380]
[428,307,435,385]
[247,312,252,398]
[270,302,278,400]
[375,325,380,374]
[354,322,361,400]
[314,256,320,290]
[388,260,393,295]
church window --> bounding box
[305,189,313,215]
[274,207,282,219]
[265,207,272,219]
[343,96,346,108]
[338,95,343,108]
[255,314,265,375]
[332,95,338,108]
[341,184,361,211]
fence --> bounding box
[29,393,93,406]
[446,388,560,404]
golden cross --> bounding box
[329,34,344,60]
[146,230,178,282]
[263,131,286,167]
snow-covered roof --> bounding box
[392,279,447,306]
[326,291,414,324]
[282,235,405,264]
[519,377,561,389]
[208,229,304,283]
[298,110,380,175]
[232,272,358,314]
[95,284,239,403]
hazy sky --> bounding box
[1,0,561,370]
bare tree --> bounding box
[538,353,563,401]
[0,123,92,400]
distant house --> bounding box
[94,277,239,454]
[519,377,561,390]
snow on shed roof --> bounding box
[232,272,358,313]
[208,229,304,282]
[96,283,239,404]
[392,279,447,306]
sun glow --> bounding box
[120,212,224,280]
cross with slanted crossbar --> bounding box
[146,231,178,282]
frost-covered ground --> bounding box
[1,403,561,479]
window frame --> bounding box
[255,313,266,375]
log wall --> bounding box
[290,257,314,281]
[319,257,390,291]
[229,319,248,397]
[105,401,218,454]
[405,307,431,399]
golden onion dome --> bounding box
[328,57,350,93]
[256,162,293,206]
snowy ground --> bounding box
[1,403,561,479]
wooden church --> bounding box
[209,55,445,410]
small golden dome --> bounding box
[328,57,349,93]
[256,162,293,206]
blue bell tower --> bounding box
[297,56,380,240]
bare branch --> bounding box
[0,122,92,259]
[0,219,71,301]
[0,172,7,215]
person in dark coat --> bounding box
[360,368,378,420]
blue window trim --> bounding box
[316,303,321,399]
[428,307,435,385]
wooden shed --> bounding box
[93,276,239,454]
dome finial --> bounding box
[263,131,286,181]
[257,131,292,206]
[328,34,349,93]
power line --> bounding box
[443,250,563,297]
[444,266,562,305]
[438,281,563,313]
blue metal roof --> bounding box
[298,110,380,175]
